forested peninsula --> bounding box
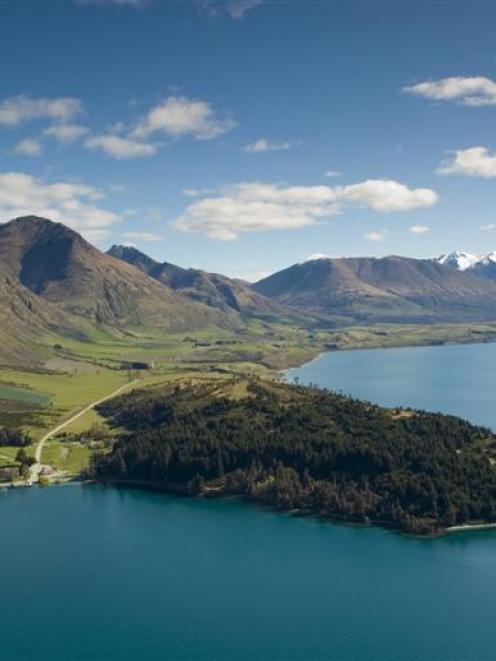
[94,379,496,535]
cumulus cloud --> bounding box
[364,230,388,242]
[0,95,82,126]
[0,172,119,233]
[172,179,438,240]
[437,147,496,178]
[13,138,42,157]
[84,134,156,159]
[403,76,496,107]
[410,225,429,235]
[244,138,291,153]
[198,0,263,19]
[132,96,235,141]
[336,179,438,212]
[480,224,495,231]
[44,124,89,143]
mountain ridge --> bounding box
[107,244,291,320]
[0,216,238,364]
[252,255,496,323]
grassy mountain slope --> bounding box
[0,217,245,365]
[0,217,231,335]
[0,261,78,365]
[107,244,291,320]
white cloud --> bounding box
[364,230,388,242]
[0,95,82,126]
[44,124,89,143]
[0,172,119,233]
[437,147,496,178]
[172,179,437,241]
[121,231,163,242]
[241,268,273,282]
[13,138,42,157]
[305,253,331,261]
[182,188,202,197]
[182,187,217,197]
[132,96,235,141]
[84,134,156,159]
[198,0,262,19]
[403,76,496,107]
[325,170,341,178]
[409,225,429,235]
[335,179,438,212]
[481,224,495,231]
[244,138,291,153]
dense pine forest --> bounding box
[94,379,496,534]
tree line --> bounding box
[94,380,496,534]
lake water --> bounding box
[287,341,496,430]
[2,485,496,661]
[1,342,496,661]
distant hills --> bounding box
[2,215,496,366]
[252,255,496,323]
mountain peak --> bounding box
[436,250,480,271]
[7,215,81,238]
[0,215,228,338]
[480,251,496,265]
[434,250,496,279]
[107,245,159,272]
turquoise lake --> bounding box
[1,342,496,660]
[287,341,496,430]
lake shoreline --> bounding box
[3,472,496,538]
[279,332,496,374]
[92,477,496,538]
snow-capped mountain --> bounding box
[478,251,496,267]
[435,250,480,271]
[434,250,496,280]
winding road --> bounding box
[30,379,139,482]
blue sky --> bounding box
[2,0,496,279]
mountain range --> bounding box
[253,255,496,324]
[2,216,496,366]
